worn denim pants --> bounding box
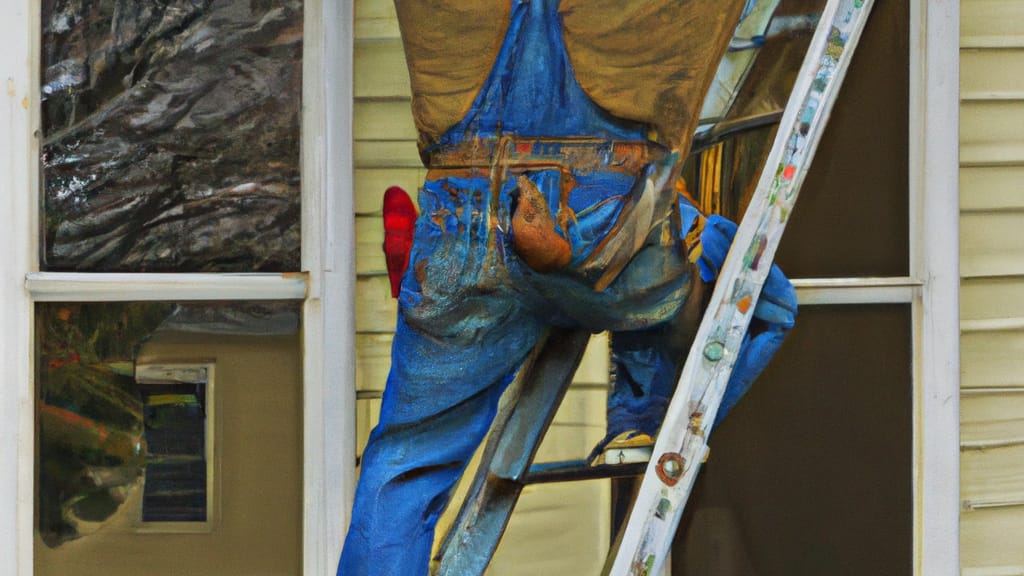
[338,141,796,575]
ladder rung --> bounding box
[523,459,647,484]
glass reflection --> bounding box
[40,0,303,272]
[36,301,302,576]
[37,302,172,546]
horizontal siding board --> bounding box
[355,0,397,23]
[962,0,1024,40]
[355,0,400,40]
[962,393,1024,439]
[961,101,1024,166]
[961,145,1024,167]
[961,166,1024,212]
[961,211,1024,277]
[354,140,423,168]
[354,168,425,215]
[961,48,1024,98]
[355,333,393,392]
[963,417,1024,450]
[963,567,1024,576]
[355,215,386,275]
[354,18,401,41]
[355,275,398,333]
[962,506,1024,568]
[962,443,1024,505]
[353,100,417,141]
[353,38,410,99]
[961,330,1024,389]
[962,277,1024,321]
[961,253,1024,278]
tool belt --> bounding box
[423,136,681,291]
[424,136,664,174]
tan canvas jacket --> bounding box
[394,0,744,152]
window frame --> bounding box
[2,0,354,574]
[0,0,956,575]
[132,362,217,533]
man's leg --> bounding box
[601,213,797,457]
[599,282,705,461]
[340,167,550,575]
[339,309,544,576]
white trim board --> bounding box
[1,0,38,573]
[300,0,356,574]
[909,0,961,575]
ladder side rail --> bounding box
[607,1,875,574]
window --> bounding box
[5,0,354,575]
[136,364,213,527]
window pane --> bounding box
[136,367,211,524]
[674,304,912,575]
[36,301,302,576]
[683,0,910,278]
[774,0,909,278]
[40,0,303,272]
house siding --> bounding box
[960,0,1024,573]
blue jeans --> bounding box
[338,149,796,575]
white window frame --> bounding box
[1,1,354,575]
[0,1,956,575]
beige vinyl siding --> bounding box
[352,1,612,573]
[960,0,1024,572]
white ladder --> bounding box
[607,1,875,573]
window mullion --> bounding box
[793,276,920,305]
[300,0,355,574]
[909,0,961,574]
[3,0,39,574]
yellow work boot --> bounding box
[590,430,655,466]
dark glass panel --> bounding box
[674,305,913,575]
[684,0,909,277]
[775,0,910,277]
[40,0,303,272]
[139,380,209,523]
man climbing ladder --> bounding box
[339,2,797,574]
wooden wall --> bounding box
[959,1,1024,574]
[352,1,612,573]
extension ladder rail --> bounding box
[430,1,874,573]
[608,1,875,573]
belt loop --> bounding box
[489,136,514,215]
